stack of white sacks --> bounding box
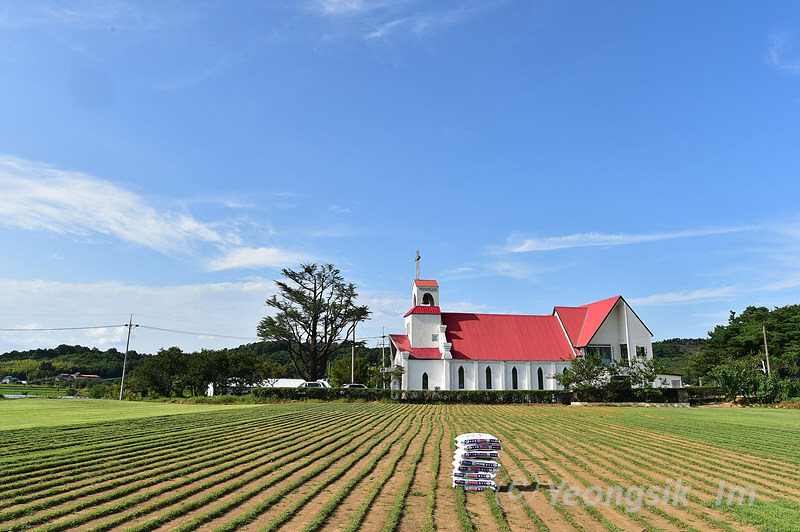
[452,433,502,491]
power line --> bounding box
[0,322,392,342]
[0,325,125,332]
[137,325,262,341]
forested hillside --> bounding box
[653,338,701,384]
[0,341,391,394]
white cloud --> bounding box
[0,155,314,271]
[0,277,277,354]
[767,31,800,75]
[506,227,754,253]
[318,0,368,14]
[206,247,314,271]
[0,155,229,255]
[628,287,737,307]
[366,18,408,39]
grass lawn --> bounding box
[0,398,249,430]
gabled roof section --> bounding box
[413,279,439,287]
[440,313,576,361]
[554,296,623,347]
[404,306,441,317]
[553,306,589,346]
[388,334,442,359]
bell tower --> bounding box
[412,279,439,307]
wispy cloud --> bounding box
[628,287,737,307]
[0,155,229,255]
[206,247,314,272]
[506,227,754,253]
[310,0,499,41]
[317,0,370,14]
[0,155,315,271]
[767,31,800,75]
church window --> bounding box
[537,367,544,390]
[485,367,492,390]
[586,345,613,366]
[511,367,518,390]
[422,293,434,306]
[432,334,438,342]
[422,372,429,390]
[458,366,465,389]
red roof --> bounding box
[404,306,441,317]
[554,296,622,347]
[440,313,576,361]
[389,334,442,359]
[413,279,439,287]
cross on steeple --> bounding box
[415,250,420,280]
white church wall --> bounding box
[452,362,474,390]
[625,305,653,360]
[405,359,445,390]
[407,314,443,348]
[589,301,626,362]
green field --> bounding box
[0,384,63,397]
[0,400,798,531]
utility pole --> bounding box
[763,325,771,376]
[351,324,356,384]
[381,326,386,389]
[119,315,137,400]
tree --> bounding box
[257,264,370,382]
[258,361,287,387]
[554,353,613,391]
[330,356,370,387]
[691,305,800,380]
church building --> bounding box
[388,278,655,391]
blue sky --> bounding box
[2,0,800,355]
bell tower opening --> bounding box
[421,293,434,306]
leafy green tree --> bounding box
[130,347,187,397]
[711,357,761,403]
[330,356,370,387]
[258,361,287,387]
[692,305,800,380]
[257,264,370,381]
[554,353,614,391]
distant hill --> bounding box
[653,338,702,384]
[0,344,147,381]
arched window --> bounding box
[422,293,434,306]
[485,367,492,390]
[511,367,518,390]
[458,366,465,389]
[537,367,544,390]
[422,372,429,390]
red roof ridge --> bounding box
[413,279,439,287]
[404,306,441,317]
[442,311,557,319]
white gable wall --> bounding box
[588,301,627,362]
[626,305,653,360]
[406,313,443,348]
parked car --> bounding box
[341,383,367,389]
[298,381,324,388]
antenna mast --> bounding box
[415,250,420,280]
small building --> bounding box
[389,278,660,391]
